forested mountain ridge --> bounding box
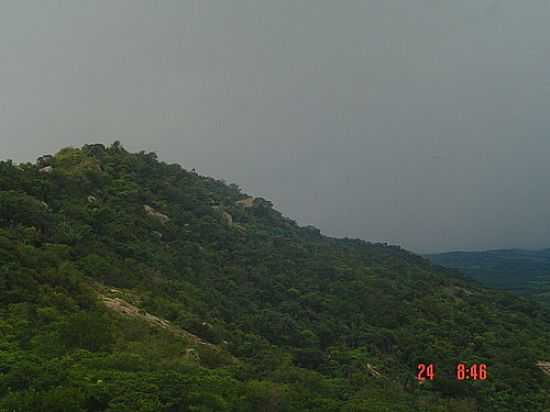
[428,249,550,306]
[2,143,550,411]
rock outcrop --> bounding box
[222,211,233,225]
[236,196,273,209]
[537,361,550,375]
[144,205,170,224]
[211,206,234,226]
[99,293,221,351]
[236,197,256,208]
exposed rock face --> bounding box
[537,361,550,375]
[103,296,171,328]
[236,197,256,208]
[144,205,170,224]
[211,206,233,226]
[222,211,233,225]
[236,196,273,209]
[39,166,53,174]
[99,293,221,351]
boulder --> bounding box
[236,197,256,208]
[236,196,273,209]
[537,361,550,376]
[222,211,233,225]
[144,205,170,224]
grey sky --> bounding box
[1,1,549,253]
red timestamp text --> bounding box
[416,363,435,381]
[416,363,488,382]
[456,363,487,381]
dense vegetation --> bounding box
[428,249,550,306]
[2,143,550,411]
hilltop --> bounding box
[2,143,550,411]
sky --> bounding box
[1,1,550,253]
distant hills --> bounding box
[428,249,550,305]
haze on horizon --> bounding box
[1,1,549,254]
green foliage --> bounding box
[2,143,550,411]
[429,249,550,306]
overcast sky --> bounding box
[1,1,550,253]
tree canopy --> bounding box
[1,143,550,411]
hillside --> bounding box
[428,249,550,305]
[2,143,550,411]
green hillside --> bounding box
[2,143,550,411]
[428,250,550,305]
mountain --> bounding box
[2,143,550,411]
[428,249,550,305]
